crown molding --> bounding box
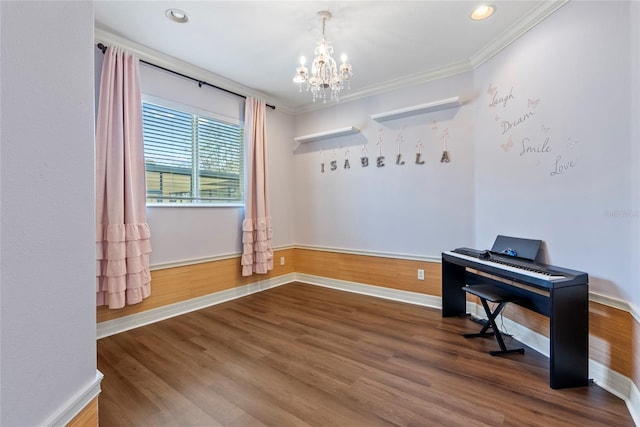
[95,0,567,116]
[295,1,569,115]
[295,60,473,114]
[94,28,296,115]
[469,0,570,69]
[294,1,568,114]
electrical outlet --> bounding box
[280,256,285,266]
[417,269,425,280]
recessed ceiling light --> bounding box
[470,4,496,21]
[165,8,189,23]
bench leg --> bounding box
[465,299,525,356]
[463,302,501,338]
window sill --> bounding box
[146,202,245,208]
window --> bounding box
[142,100,244,204]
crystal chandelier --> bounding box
[292,11,353,103]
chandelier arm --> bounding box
[292,10,352,103]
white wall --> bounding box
[144,106,296,265]
[92,1,637,307]
[631,1,640,311]
[472,1,635,302]
[0,2,97,425]
[94,55,297,266]
[138,61,249,265]
[292,73,476,258]
[292,1,638,307]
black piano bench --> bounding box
[462,284,525,356]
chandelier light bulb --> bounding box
[341,54,347,63]
[300,56,306,66]
[292,10,353,103]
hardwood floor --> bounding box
[97,283,634,426]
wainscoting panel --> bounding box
[589,302,634,379]
[95,247,639,424]
[66,396,98,427]
[97,248,296,323]
[46,370,103,427]
[295,248,441,296]
[634,314,640,419]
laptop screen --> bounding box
[490,235,542,262]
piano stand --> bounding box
[462,285,525,356]
[443,250,589,389]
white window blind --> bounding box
[142,101,244,204]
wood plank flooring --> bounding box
[97,282,634,426]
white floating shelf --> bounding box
[294,126,361,143]
[371,96,461,122]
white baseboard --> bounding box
[590,359,640,426]
[45,369,103,427]
[590,359,632,400]
[630,379,640,426]
[97,273,295,339]
[295,274,639,425]
[95,272,639,425]
[295,273,442,309]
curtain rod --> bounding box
[96,43,275,110]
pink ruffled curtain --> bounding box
[241,97,273,276]
[96,46,151,308]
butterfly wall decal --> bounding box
[541,124,550,133]
[528,98,539,109]
[501,136,514,152]
[487,83,497,96]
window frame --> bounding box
[141,94,245,208]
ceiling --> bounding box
[94,1,566,114]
